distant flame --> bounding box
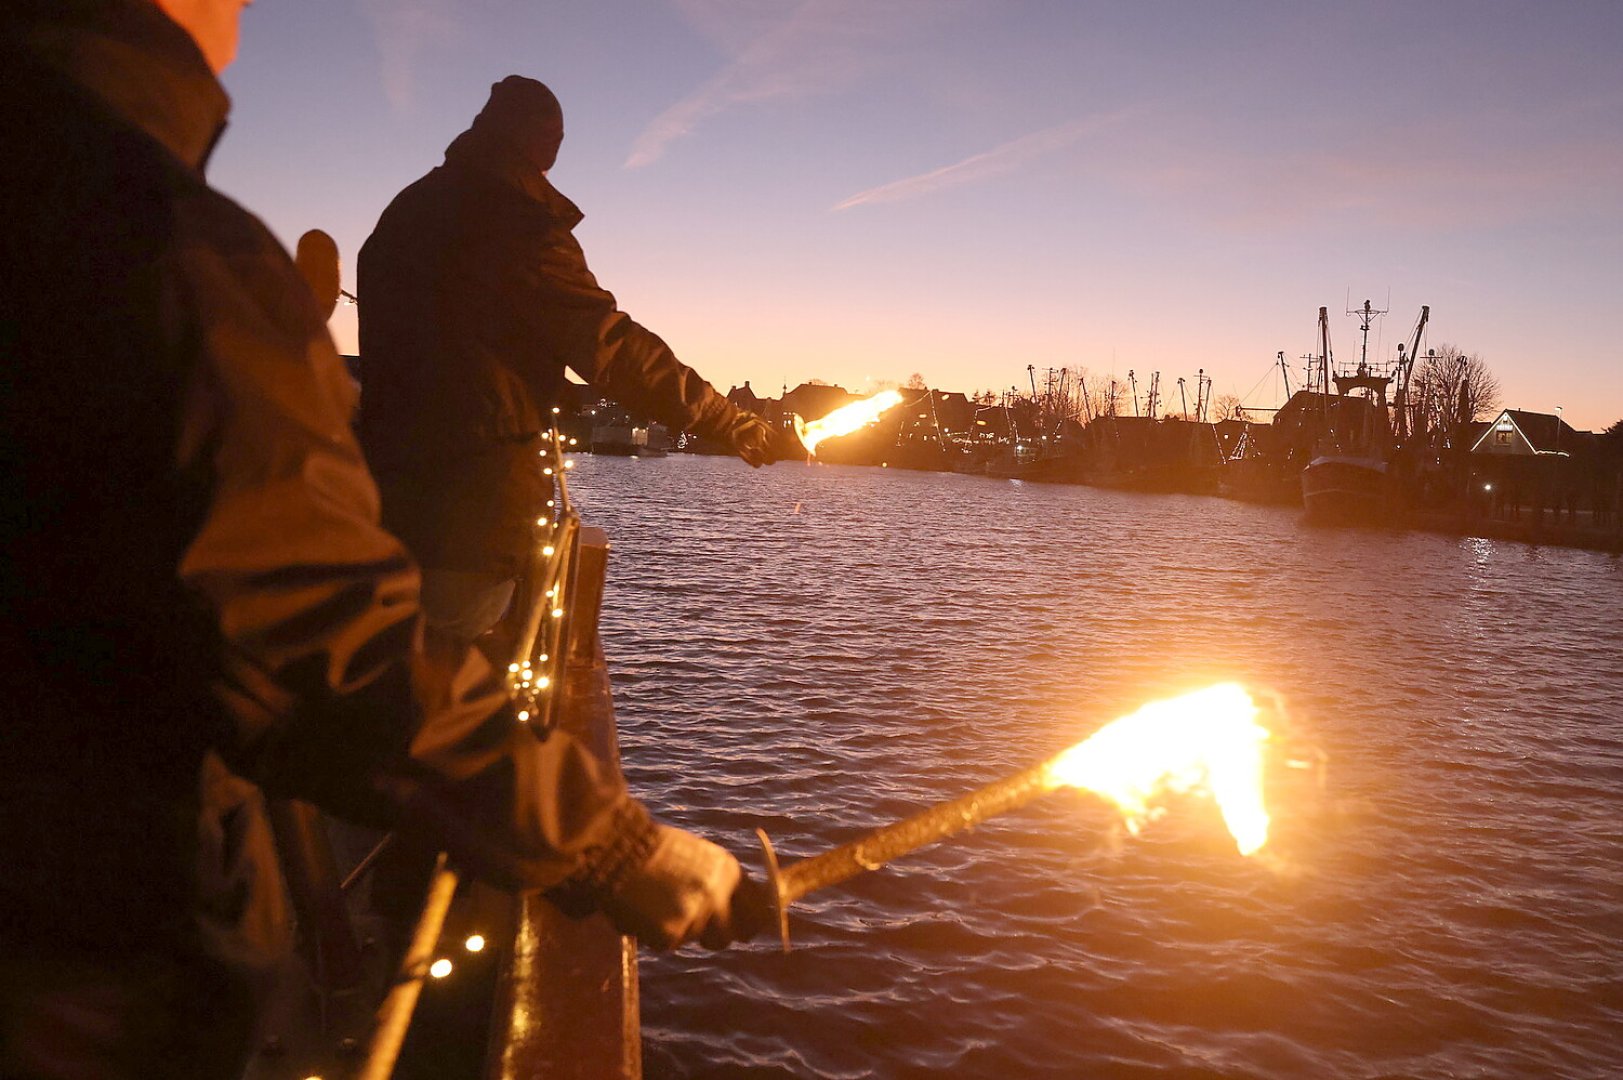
[1045,683,1271,855]
[793,389,905,455]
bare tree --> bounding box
[1410,344,1501,437]
[1089,380,1125,420]
[904,372,928,390]
[1211,393,1245,422]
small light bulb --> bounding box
[537,654,548,663]
[517,710,530,721]
[536,676,549,688]
[465,934,486,953]
[542,546,555,556]
[430,959,452,979]
[568,438,577,446]
[508,663,520,673]
[551,608,564,618]
[536,516,548,526]
[563,460,575,470]
[551,407,561,414]
[543,468,554,476]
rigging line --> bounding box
[1239,361,1281,409]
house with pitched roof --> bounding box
[1468,409,1599,521]
[1469,409,1584,458]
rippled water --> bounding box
[567,453,1623,1079]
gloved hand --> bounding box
[722,411,805,467]
[599,824,755,949]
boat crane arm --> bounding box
[1393,305,1430,440]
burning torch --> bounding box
[746,683,1293,951]
[790,389,906,456]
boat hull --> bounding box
[1301,455,1399,525]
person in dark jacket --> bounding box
[358,76,800,641]
[0,4,754,1077]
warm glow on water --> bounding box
[793,389,904,454]
[573,455,1623,1079]
[1045,683,1271,855]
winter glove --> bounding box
[598,824,755,949]
[718,411,804,467]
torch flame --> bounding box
[793,389,905,455]
[1045,683,1271,855]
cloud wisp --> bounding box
[359,0,459,113]
[627,0,947,168]
[832,112,1132,212]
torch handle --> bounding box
[754,758,1054,951]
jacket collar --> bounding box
[12,0,230,173]
[528,174,585,231]
[443,127,585,229]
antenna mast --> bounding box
[1346,296,1389,376]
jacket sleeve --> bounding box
[520,223,749,438]
[173,220,647,890]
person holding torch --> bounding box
[0,4,758,1077]
[357,75,804,644]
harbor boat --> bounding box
[590,419,670,456]
[1298,301,1429,525]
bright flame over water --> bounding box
[794,389,905,454]
[1045,683,1271,855]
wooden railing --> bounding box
[486,526,641,1080]
[252,510,640,1078]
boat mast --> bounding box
[1318,306,1332,422]
[1336,299,1394,450]
[1345,297,1388,394]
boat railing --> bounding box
[250,428,640,1080]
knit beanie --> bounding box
[469,75,564,173]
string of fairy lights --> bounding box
[394,418,581,1028]
[505,410,579,733]
[339,416,587,1080]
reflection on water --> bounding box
[569,454,1623,1079]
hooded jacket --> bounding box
[357,79,755,575]
[0,0,649,1003]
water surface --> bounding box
[568,454,1622,1079]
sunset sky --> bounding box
[212,1,1623,430]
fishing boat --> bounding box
[590,418,670,457]
[1299,302,1429,525]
